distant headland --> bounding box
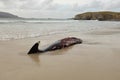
[0,11,22,19]
[0,11,68,20]
[74,11,120,21]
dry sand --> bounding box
[0,27,120,80]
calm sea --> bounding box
[0,19,119,40]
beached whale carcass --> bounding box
[28,37,82,54]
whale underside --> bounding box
[28,37,82,54]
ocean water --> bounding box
[0,19,120,41]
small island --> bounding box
[74,11,120,21]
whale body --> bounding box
[28,37,82,54]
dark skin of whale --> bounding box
[28,37,82,54]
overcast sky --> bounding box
[0,0,120,18]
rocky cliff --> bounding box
[74,11,120,21]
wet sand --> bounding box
[0,27,120,80]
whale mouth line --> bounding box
[27,37,82,54]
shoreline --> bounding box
[0,26,120,80]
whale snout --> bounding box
[77,39,83,43]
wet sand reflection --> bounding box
[28,54,40,65]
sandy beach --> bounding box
[0,26,120,80]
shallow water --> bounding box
[0,19,120,40]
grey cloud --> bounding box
[0,0,23,9]
[0,0,120,11]
[73,0,120,12]
[103,0,120,10]
[0,0,54,10]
